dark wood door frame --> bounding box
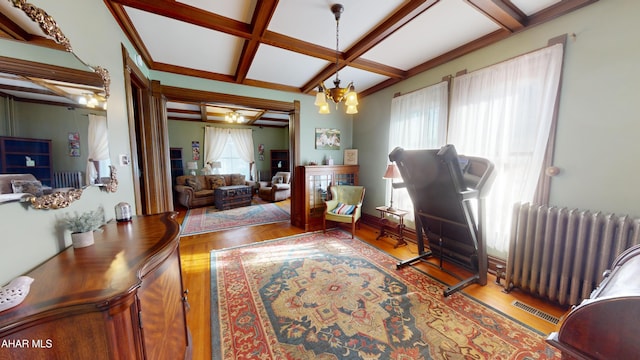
[123,48,299,214]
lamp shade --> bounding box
[186,161,198,170]
[383,164,401,179]
[210,161,222,169]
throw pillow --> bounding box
[185,177,202,191]
[272,176,283,184]
[331,202,355,215]
[231,174,246,185]
[209,175,226,189]
[11,179,44,197]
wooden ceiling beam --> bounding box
[107,0,251,38]
[527,0,598,27]
[102,0,597,98]
[344,0,440,62]
[161,85,293,112]
[236,0,279,83]
[300,0,438,94]
[465,0,526,32]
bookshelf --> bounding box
[0,136,53,186]
[170,147,183,183]
[270,149,289,177]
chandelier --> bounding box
[314,3,358,115]
[225,111,245,123]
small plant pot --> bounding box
[71,231,94,248]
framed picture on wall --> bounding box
[315,128,341,150]
[344,149,358,165]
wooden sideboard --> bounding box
[0,212,191,359]
[547,243,640,359]
[291,165,359,231]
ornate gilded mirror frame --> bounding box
[8,0,117,210]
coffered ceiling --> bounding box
[0,0,597,127]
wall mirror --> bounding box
[0,1,114,209]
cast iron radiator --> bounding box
[53,171,84,189]
[504,202,640,306]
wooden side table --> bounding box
[375,206,409,248]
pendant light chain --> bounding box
[334,13,340,87]
[314,4,358,115]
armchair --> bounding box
[258,171,291,202]
[323,185,365,238]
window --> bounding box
[218,136,250,178]
[448,44,564,257]
[388,44,564,259]
[388,81,448,226]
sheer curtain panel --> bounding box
[228,128,256,180]
[86,114,109,185]
[388,81,448,223]
[204,127,228,167]
[447,44,564,257]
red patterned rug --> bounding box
[181,200,290,236]
[210,230,560,359]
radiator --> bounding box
[504,202,640,306]
[53,171,84,189]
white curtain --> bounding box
[448,44,564,257]
[204,127,228,166]
[388,81,448,223]
[86,114,109,185]
[204,127,255,179]
[228,128,256,180]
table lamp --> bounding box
[383,163,401,211]
[187,161,198,176]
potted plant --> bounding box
[61,206,106,248]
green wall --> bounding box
[355,0,640,258]
[167,120,289,175]
[8,102,106,173]
[1,0,634,281]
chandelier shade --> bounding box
[225,111,245,123]
[315,3,358,115]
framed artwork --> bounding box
[315,128,341,150]
[68,132,80,157]
[344,149,358,165]
[192,141,200,160]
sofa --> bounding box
[258,171,291,202]
[174,174,258,208]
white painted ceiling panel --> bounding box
[125,6,244,75]
[268,0,407,51]
[248,44,330,88]
[167,102,200,111]
[2,0,597,126]
[511,0,562,15]
[176,0,256,22]
[362,0,500,70]
[321,66,390,93]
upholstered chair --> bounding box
[258,171,291,202]
[323,185,366,238]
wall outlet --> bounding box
[119,154,130,166]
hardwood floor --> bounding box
[177,200,569,360]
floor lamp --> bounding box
[383,163,401,211]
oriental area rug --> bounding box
[180,200,290,236]
[210,230,560,360]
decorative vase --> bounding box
[71,231,94,248]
